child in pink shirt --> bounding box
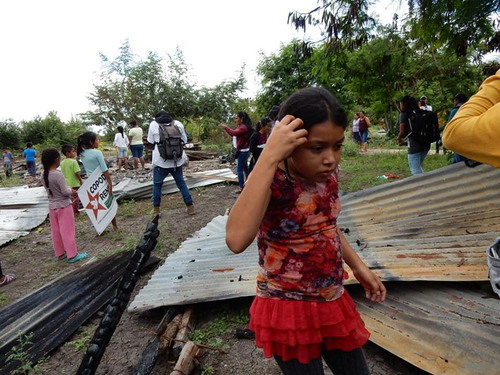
[41,148,87,263]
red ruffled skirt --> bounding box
[249,290,370,364]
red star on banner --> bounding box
[86,191,106,219]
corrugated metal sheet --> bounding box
[113,168,237,202]
[338,162,499,282]
[0,186,49,246]
[130,163,499,312]
[349,281,500,375]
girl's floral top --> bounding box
[256,168,345,302]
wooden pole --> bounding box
[170,341,199,375]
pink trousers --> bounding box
[49,205,77,258]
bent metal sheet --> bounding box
[78,167,118,235]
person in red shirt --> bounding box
[221,111,254,193]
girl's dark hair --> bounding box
[400,95,419,113]
[42,148,60,196]
[118,126,124,138]
[278,87,347,131]
[77,131,98,156]
[237,111,254,134]
[256,117,271,132]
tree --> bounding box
[255,42,317,114]
[83,41,248,141]
[21,112,87,149]
[0,119,22,149]
[83,40,167,133]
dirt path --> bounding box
[0,160,427,375]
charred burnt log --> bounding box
[77,216,160,375]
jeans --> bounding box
[26,160,36,177]
[452,153,468,164]
[408,150,429,175]
[152,165,192,207]
[274,347,370,375]
[237,151,250,189]
[130,144,144,158]
[360,130,369,143]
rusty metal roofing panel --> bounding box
[129,163,498,312]
[113,168,237,202]
[0,186,49,246]
[349,281,500,375]
[338,162,499,282]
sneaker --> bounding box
[68,252,88,264]
[187,204,196,215]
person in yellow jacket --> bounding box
[442,69,500,168]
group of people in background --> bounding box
[349,92,472,176]
[112,120,146,171]
[221,107,278,193]
[2,142,38,180]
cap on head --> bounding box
[420,96,427,101]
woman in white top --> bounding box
[113,126,129,171]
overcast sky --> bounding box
[0,0,403,123]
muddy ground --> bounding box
[0,159,427,375]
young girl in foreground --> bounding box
[77,132,119,232]
[226,88,386,375]
[41,148,87,263]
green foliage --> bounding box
[0,174,22,188]
[6,332,46,374]
[64,327,93,353]
[0,119,22,149]
[0,292,8,308]
[21,112,88,150]
[255,42,317,114]
[201,366,216,375]
[119,199,136,217]
[189,307,249,351]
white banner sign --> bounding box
[78,167,118,235]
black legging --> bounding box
[0,262,3,279]
[274,347,370,375]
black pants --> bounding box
[274,347,370,375]
[0,262,3,279]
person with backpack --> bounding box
[147,110,195,216]
[221,111,254,193]
[397,95,437,175]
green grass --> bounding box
[119,199,136,217]
[189,307,250,351]
[0,292,9,308]
[0,174,22,187]
[339,139,450,192]
[64,327,93,353]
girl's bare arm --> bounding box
[103,171,113,196]
[339,230,386,302]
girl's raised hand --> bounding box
[262,115,308,164]
[352,264,386,302]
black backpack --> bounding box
[408,109,440,144]
[156,121,184,165]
